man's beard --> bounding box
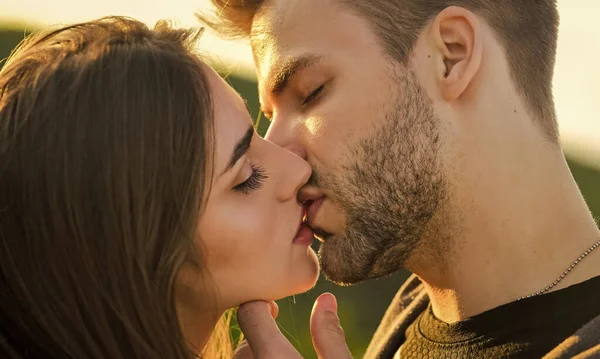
[313,69,447,285]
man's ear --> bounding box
[430,6,482,101]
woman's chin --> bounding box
[269,254,320,302]
[231,250,320,306]
[287,251,321,297]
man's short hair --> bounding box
[203,0,560,141]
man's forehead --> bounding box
[251,30,277,78]
[250,23,286,91]
[250,15,274,65]
[250,0,334,61]
[249,0,361,95]
[251,0,313,32]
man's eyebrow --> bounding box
[225,126,254,175]
[266,54,323,96]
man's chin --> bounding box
[316,234,374,286]
[317,231,410,285]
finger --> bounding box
[237,301,300,358]
[268,301,279,319]
[310,293,352,359]
[232,340,254,359]
[232,302,279,359]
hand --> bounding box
[232,293,352,359]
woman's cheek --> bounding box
[232,197,276,233]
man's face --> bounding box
[252,0,447,284]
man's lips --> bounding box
[303,197,333,242]
[298,187,329,238]
[306,197,325,227]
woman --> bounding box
[0,16,319,358]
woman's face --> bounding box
[193,67,319,310]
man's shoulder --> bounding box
[363,275,600,359]
[363,274,429,359]
[543,313,600,359]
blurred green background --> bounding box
[1,25,599,358]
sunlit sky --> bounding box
[1,0,599,167]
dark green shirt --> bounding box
[400,275,600,358]
[364,275,600,359]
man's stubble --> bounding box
[312,68,456,285]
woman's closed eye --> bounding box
[233,164,268,194]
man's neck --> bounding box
[412,135,600,323]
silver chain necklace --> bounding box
[518,239,600,300]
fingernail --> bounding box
[318,293,337,314]
[268,301,278,317]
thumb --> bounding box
[231,340,254,359]
[232,302,279,359]
[310,293,352,359]
[237,300,300,358]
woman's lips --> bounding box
[293,223,314,245]
[293,202,316,246]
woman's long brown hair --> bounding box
[0,17,228,358]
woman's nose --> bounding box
[274,145,311,202]
[264,114,303,152]
[282,144,307,160]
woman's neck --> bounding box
[178,306,224,355]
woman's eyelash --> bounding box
[302,84,325,105]
[233,164,268,194]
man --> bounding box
[204,0,600,357]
